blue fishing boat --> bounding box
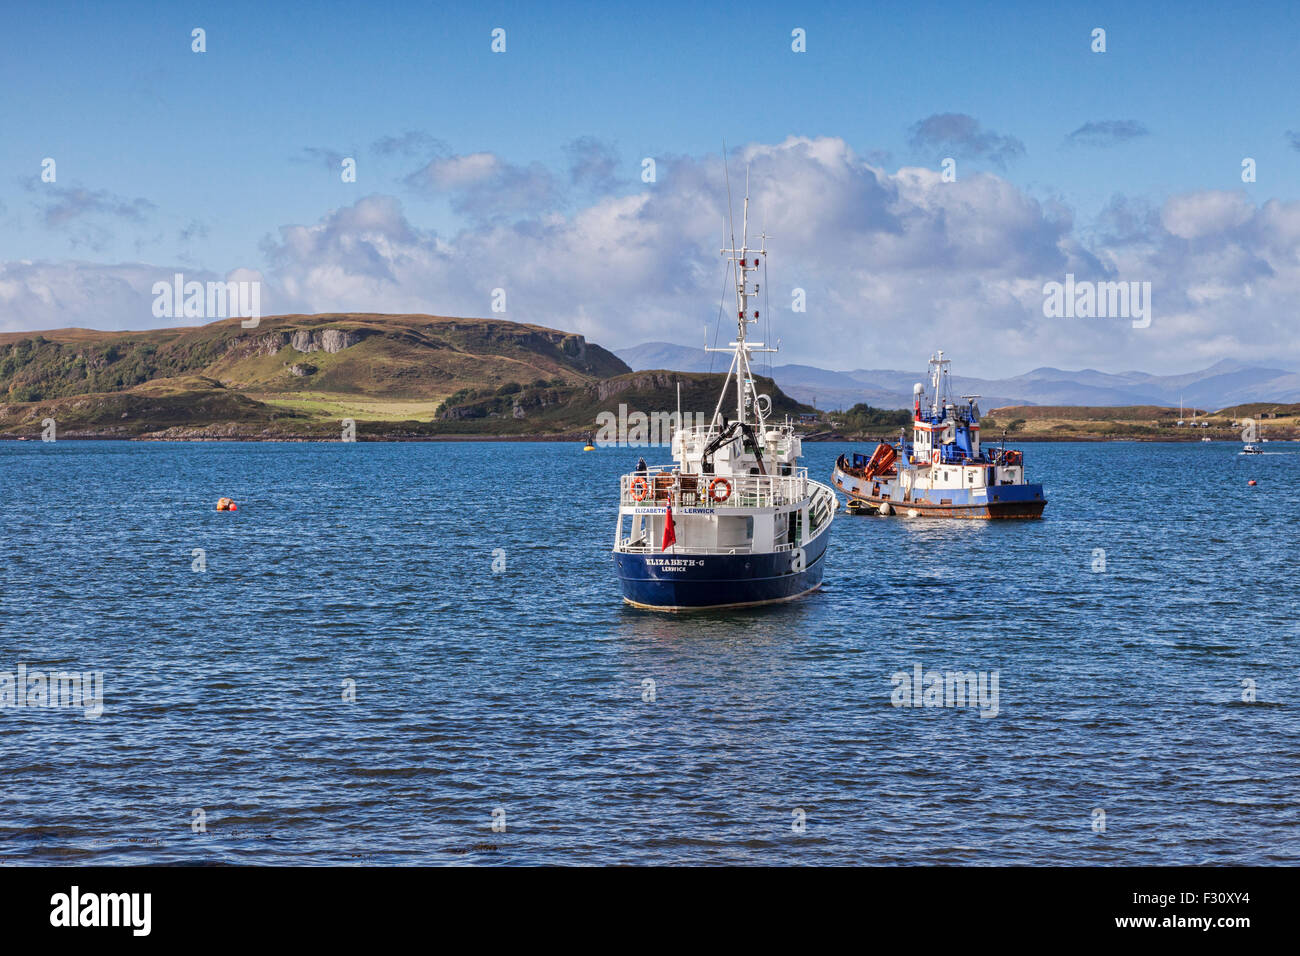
[832,350,1047,519]
[612,181,838,610]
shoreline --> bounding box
[1,432,1287,444]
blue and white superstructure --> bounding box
[612,182,837,610]
[832,351,1047,519]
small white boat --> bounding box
[1240,443,1262,455]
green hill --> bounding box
[0,313,626,400]
[986,403,1299,440]
[1215,402,1300,419]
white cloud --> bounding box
[404,152,560,221]
[417,153,500,189]
[0,261,284,333]
[0,261,165,332]
[1160,190,1254,240]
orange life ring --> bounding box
[709,477,732,502]
[631,476,650,501]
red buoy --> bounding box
[1248,480,1257,486]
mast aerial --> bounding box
[928,350,951,415]
[708,163,776,432]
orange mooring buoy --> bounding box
[216,497,237,511]
[1248,480,1257,486]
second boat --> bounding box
[832,350,1047,519]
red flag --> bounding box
[661,504,677,551]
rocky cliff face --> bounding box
[225,328,366,359]
[593,372,679,402]
[290,329,364,354]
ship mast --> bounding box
[928,350,951,416]
[707,164,776,433]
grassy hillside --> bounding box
[0,314,626,400]
[986,404,1299,441]
[1216,402,1300,420]
[0,314,635,438]
[0,375,318,439]
[990,405,1191,422]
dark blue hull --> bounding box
[614,530,829,610]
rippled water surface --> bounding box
[2,439,1298,864]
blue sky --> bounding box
[3,0,1299,374]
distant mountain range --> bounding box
[614,342,1300,412]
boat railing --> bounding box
[673,422,799,441]
[615,536,807,555]
[619,467,809,509]
[616,538,801,555]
